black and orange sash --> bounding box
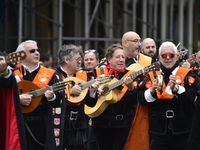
[138,53,152,67]
[14,66,55,88]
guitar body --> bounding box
[64,77,88,103]
[85,78,127,117]
[127,63,144,71]
[18,81,42,113]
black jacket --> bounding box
[138,68,200,135]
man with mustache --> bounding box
[121,31,152,68]
[141,38,158,63]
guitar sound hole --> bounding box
[102,86,109,96]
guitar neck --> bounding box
[28,87,51,98]
[80,80,96,90]
[108,69,144,91]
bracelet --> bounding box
[172,85,179,93]
[0,68,8,76]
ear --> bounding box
[64,57,70,63]
[107,57,111,64]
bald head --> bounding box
[141,38,157,58]
[121,31,141,58]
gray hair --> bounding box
[57,44,83,65]
[158,41,178,55]
[16,40,37,52]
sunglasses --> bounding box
[28,48,41,53]
[84,49,96,53]
[160,53,176,59]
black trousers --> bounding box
[150,128,190,150]
[93,126,130,150]
[25,120,46,150]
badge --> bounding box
[55,138,60,146]
[52,108,55,115]
[56,108,61,114]
[54,128,60,137]
[54,118,60,125]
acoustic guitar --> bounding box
[18,80,75,113]
[65,75,113,103]
[2,51,26,64]
[84,62,160,118]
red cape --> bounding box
[0,86,26,150]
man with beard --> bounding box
[141,38,158,63]
[137,41,200,150]
[121,31,152,69]
[0,52,27,150]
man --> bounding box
[55,44,99,150]
[137,41,200,150]
[40,53,54,68]
[121,31,152,69]
[0,53,27,150]
[85,43,138,150]
[14,40,61,150]
[141,38,158,62]
[83,49,99,70]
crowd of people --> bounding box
[1,31,200,150]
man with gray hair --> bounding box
[55,44,100,150]
[137,41,200,150]
[13,40,61,150]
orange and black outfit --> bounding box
[55,66,89,150]
[137,61,200,150]
[14,65,61,150]
[85,65,138,150]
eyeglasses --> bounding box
[127,39,142,43]
[28,48,41,53]
[74,57,82,62]
[160,53,176,59]
[84,49,96,53]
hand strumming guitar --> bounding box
[123,76,134,91]
[70,85,82,96]
[20,94,33,106]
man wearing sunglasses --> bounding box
[13,40,61,150]
[137,41,200,150]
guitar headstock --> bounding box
[178,48,188,59]
[5,51,27,65]
[187,53,197,64]
[143,62,160,74]
[52,80,75,92]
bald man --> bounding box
[121,31,152,68]
[141,38,158,63]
